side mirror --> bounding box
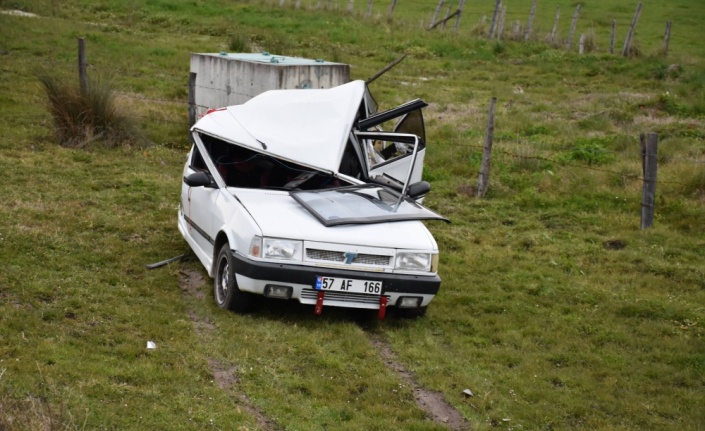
[184,171,215,188]
[407,181,431,199]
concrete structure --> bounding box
[189,52,350,122]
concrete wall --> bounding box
[189,53,350,120]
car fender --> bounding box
[208,199,262,277]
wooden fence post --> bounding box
[566,4,580,49]
[347,0,354,13]
[497,6,507,41]
[610,19,616,54]
[188,72,197,128]
[663,21,672,55]
[524,0,537,41]
[366,54,406,83]
[388,0,398,17]
[78,37,87,93]
[477,97,497,198]
[488,0,502,39]
[365,0,372,17]
[640,133,646,180]
[453,0,465,32]
[579,33,585,54]
[640,132,658,229]
[442,0,454,29]
[622,2,642,57]
[551,6,560,46]
[428,8,459,30]
[430,0,445,29]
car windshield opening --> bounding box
[195,132,351,190]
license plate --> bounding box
[315,276,382,295]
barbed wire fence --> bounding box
[265,0,676,57]
[6,0,687,58]
[16,37,705,164]
[6,9,703,228]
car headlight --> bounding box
[254,237,303,261]
[395,252,437,272]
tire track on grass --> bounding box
[367,332,471,431]
[178,269,279,431]
[179,268,467,429]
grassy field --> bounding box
[1,0,704,430]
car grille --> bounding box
[301,289,389,305]
[306,249,391,267]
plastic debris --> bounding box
[146,341,157,350]
[462,389,474,397]
[145,254,187,270]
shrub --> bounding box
[39,74,145,149]
[228,31,251,52]
[560,138,615,166]
[581,28,597,53]
[492,42,505,55]
[655,91,688,117]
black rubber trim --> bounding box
[357,99,428,130]
[183,214,215,245]
[230,252,440,295]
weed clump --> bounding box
[39,74,145,149]
[469,19,488,37]
[623,39,642,57]
[581,28,597,53]
[560,138,615,166]
[492,42,505,55]
[228,31,251,52]
[0,392,74,431]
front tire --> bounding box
[214,243,256,313]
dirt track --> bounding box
[178,268,469,430]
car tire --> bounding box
[214,243,256,313]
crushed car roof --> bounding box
[192,80,366,173]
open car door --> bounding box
[356,100,428,190]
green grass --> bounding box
[1,0,704,430]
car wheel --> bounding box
[214,243,256,313]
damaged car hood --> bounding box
[232,189,438,250]
[193,80,366,174]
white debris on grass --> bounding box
[1,10,39,17]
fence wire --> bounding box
[4,1,701,187]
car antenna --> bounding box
[257,140,267,150]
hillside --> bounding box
[1,1,703,430]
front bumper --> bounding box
[230,251,440,309]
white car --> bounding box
[178,80,447,319]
